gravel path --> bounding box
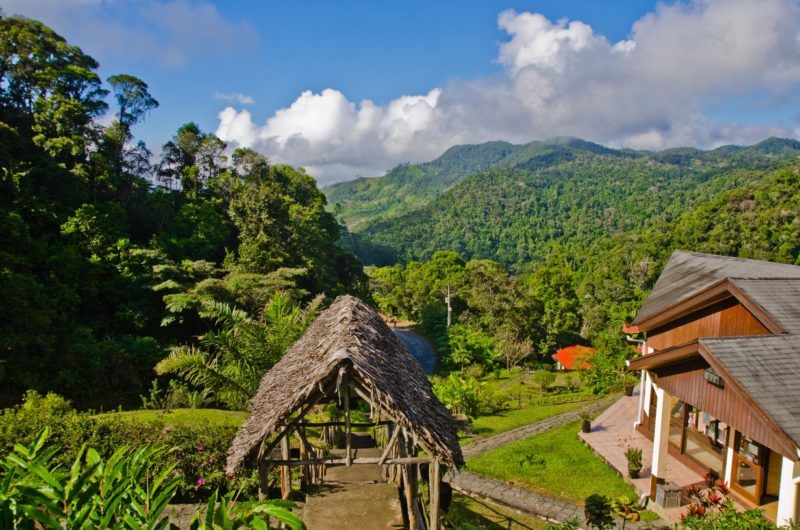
[393,328,436,374]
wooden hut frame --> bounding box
[226,296,464,530]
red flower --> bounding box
[197,477,205,485]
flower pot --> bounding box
[628,465,641,479]
[624,384,634,397]
[581,419,591,433]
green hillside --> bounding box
[342,138,800,267]
[324,137,623,230]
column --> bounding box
[724,428,735,486]
[634,368,647,428]
[776,456,798,527]
[650,385,671,500]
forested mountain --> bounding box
[324,137,621,230]
[330,138,800,267]
[0,15,364,407]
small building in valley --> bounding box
[553,344,595,370]
[627,251,800,525]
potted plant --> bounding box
[580,411,592,433]
[625,446,643,478]
[623,373,638,397]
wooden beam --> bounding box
[429,459,440,530]
[379,424,402,465]
[402,464,417,530]
[280,435,290,500]
[258,461,269,501]
[264,456,432,466]
[301,420,393,428]
[256,387,326,462]
[343,373,352,466]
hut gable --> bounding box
[225,295,463,474]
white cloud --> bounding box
[2,0,258,69]
[215,0,800,184]
[214,91,255,105]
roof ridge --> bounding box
[677,250,800,268]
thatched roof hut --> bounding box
[225,295,464,475]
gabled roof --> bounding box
[552,345,595,370]
[700,335,800,451]
[225,295,463,474]
[632,251,800,326]
[731,278,800,334]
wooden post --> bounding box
[258,460,269,501]
[280,433,291,500]
[429,459,440,530]
[298,430,309,490]
[402,464,417,530]
[343,376,352,466]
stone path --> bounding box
[461,395,619,459]
[303,442,405,529]
[449,395,661,529]
[448,470,584,523]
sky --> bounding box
[3,0,800,185]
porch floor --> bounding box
[579,387,706,524]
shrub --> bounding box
[584,494,614,529]
[0,428,180,529]
[679,500,793,529]
[431,374,484,417]
[532,370,556,392]
[0,391,257,503]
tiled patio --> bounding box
[579,387,705,523]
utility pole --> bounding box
[445,284,452,328]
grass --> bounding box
[467,420,639,504]
[96,408,248,428]
[466,398,594,441]
[445,494,548,529]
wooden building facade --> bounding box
[627,251,800,525]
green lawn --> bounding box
[96,408,248,428]
[467,420,638,504]
[466,399,594,440]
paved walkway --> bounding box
[448,395,661,528]
[579,388,706,525]
[303,444,405,529]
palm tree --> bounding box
[156,292,323,409]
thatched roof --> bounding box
[225,295,463,474]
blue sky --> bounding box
[3,0,800,183]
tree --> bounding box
[495,328,533,370]
[155,293,324,409]
[106,74,158,130]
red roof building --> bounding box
[552,345,595,371]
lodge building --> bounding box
[627,251,800,525]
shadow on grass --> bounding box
[448,495,540,530]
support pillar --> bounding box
[724,428,736,487]
[634,368,647,429]
[429,459,440,530]
[777,456,799,527]
[280,434,291,500]
[650,386,671,500]
[258,460,269,501]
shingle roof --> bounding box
[700,335,800,449]
[633,251,800,325]
[730,278,800,334]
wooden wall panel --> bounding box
[648,298,769,351]
[655,359,788,457]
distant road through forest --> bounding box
[393,328,436,374]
